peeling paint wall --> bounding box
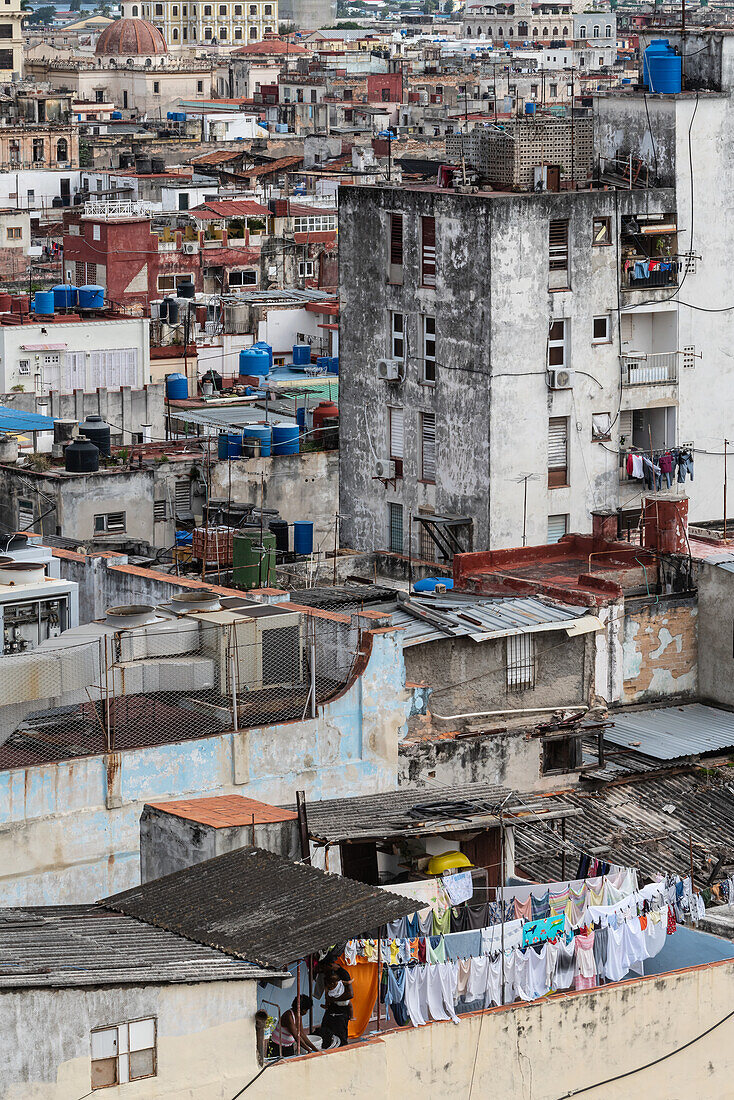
[697,562,734,706]
[399,731,547,792]
[621,595,697,703]
[1,980,261,1100]
[0,631,413,905]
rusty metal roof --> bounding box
[603,704,734,761]
[101,846,419,969]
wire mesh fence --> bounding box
[0,612,360,768]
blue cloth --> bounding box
[386,917,406,940]
[677,451,694,483]
[405,912,421,939]
[384,965,409,1026]
[531,891,550,920]
[444,929,481,961]
[634,260,650,279]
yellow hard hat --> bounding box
[427,851,473,875]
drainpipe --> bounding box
[430,704,588,721]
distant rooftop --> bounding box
[147,794,298,828]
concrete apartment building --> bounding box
[0,0,23,79]
[122,0,278,48]
[338,60,730,557]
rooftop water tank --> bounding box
[0,433,19,463]
[525,101,536,114]
[272,424,300,455]
[239,346,269,377]
[242,423,271,456]
[217,432,242,459]
[269,518,289,553]
[233,529,276,589]
[413,576,454,593]
[166,372,188,400]
[166,297,179,324]
[292,343,311,366]
[645,40,682,93]
[0,292,11,312]
[52,284,77,310]
[253,341,273,371]
[111,110,122,120]
[313,400,339,442]
[158,297,168,321]
[33,291,54,315]
[151,156,166,173]
[79,414,111,457]
[177,282,195,299]
[78,285,104,310]
[293,520,314,556]
[65,437,99,473]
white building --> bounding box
[123,0,278,48]
[0,315,150,394]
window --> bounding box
[219,3,226,11]
[579,23,586,37]
[292,214,337,233]
[592,315,610,343]
[56,138,68,162]
[592,216,611,246]
[506,633,535,691]
[6,226,21,240]
[250,27,258,36]
[422,315,436,383]
[543,733,582,773]
[155,3,163,12]
[172,4,177,12]
[153,499,167,522]
[153,80,160,93]
[205,26,212,37]
[549,219,569,289]
[421,215,436,286]
[178,192,189,211]
[33,138,44,162]
[547,513,568,542]
[17,497,33,530]
[421,411,436,483]
[91,1018,156,1089]
[548,319,567,368]
[158,273,196,291]
[298,260,314,278]
[94,512,126,534]
[131,3,138,12]
[549,82,557,96]
[606,24,612,36]
[18,359,30,375]
[174,481,191,512]
[593,23,600,36]
[389,405,404,463]
[548,416,569,488]
[388,502,403,553]
[204,3,211,11]
[228,269,257,286]
[219,27,227,37]
[390,311,404,360]
[172,27,179,37]
[592,413,612,442]
[389,211,403,282]
[197,80,203,92]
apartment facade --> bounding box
[0,0,23,79]
[337,171,717,557]
[123,0,277,47]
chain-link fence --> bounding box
[0,612,360,767]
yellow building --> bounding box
[1,0,24,78]
[122,0,277,49]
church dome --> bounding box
[95,18,167,56]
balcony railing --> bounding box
[622,351,678,386]
[622,261,679,290]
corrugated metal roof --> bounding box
[304,782,577,843]
[0,905,281,989]
[716,561,734,574]
[0,406,55,433]
[102,846,419,970]
[603,704,734,761]
[387,593,591,647]
[169,406,295,430]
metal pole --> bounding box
[333,510,338,586]
[296,966,302,1056]
[500,809,506,1005]
[376,933,382,1031]
[724,439,728,542]
[230,652,239,730]
[689,833,695,895]
[561,817,567,881]
[310,616,317,720]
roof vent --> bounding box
[169,589,221,613]
[105,604,157,628]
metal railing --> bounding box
[622,351,678,386]
[621,262,678,289]
[0,615,358,768]
[84,199,154,218]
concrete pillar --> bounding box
[73,387,84,422]
[591,509,617,543]
[642,495,689,554]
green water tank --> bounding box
[233,529,276,589]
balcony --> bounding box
[622,262,679,290]
[622,351,678,386]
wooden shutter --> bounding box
[389,406,404,459]
[421,412,436,482]
[390,213,403,265]
[549,219,569,288]
[421,215,436,286]
[548,416,568,487]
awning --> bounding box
[0,406,55,433]
[20,343,67,352]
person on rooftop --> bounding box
[267,994,317,1057]
[314,960,354,1049]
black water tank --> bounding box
[65,438,99,472]
[269,519,289,553]
[201,368,222,391]
[52,196,63,208]
[151,156,166,173]
[135,157,152,174]
[78,414,111,457]
[120,152,135,169]
[177,282,195,299]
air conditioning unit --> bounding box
[377,358,401,380]
[183,242,197,254]
[548,368,574,390]
[374,458,396,479]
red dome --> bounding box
[95,18,167,56]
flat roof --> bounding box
[147,794,298,828]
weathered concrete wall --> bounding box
[246,959,734,1100]
[0,630,413,904]
[0,385,165,446]
[210,448,338,549]
[697,562,734,705]
[1,980,260,1100]
[622,594,697,702]
[404,630,591,716]
[399,729,549,792]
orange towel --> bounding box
[345,961,379,1039]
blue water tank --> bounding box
[413,577,455,593]
[645,40,682,93]
[296,406,307,429]
[276,122,289,133]
[328,356,339,375]
[218,431,241,458]
[272,424,300,455]
[78,284,104,309]
[167,111,174,119]
[252,341,273,371]
[52,284,76,310]
[292,343,311,366]
[243,424,272,456]
[525,101,536,114]
[239,346,270,377]
[111,110,122,119]
[293,520,314,556]
[176,529,193,544]
[33,291,54,315]
[166,372,188,400]
[315,356,330,373]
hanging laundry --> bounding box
[383,965,409,1026]
[444,929,482,962]
[427,936,447,964]
[514,895,533,922]
[441,870,473,905]
[574,931,597,991]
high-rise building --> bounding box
[123,0,277,48]
[0,0,24,79]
